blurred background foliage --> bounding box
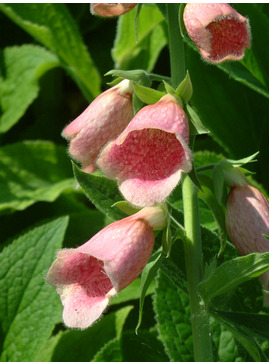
[0,3,268,362]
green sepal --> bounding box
[178,3,187,37]
[161,215,172,257]
[175,71,193,103]
[186,104,210,135]
[111,201,142,216]
[133,83,165,104]
[226,151,259,167]
[263,234,269,240]
[163,80,176,95]
[198,252,269,303]
[136,248,164,333]
[105,69,151,86]
[106,77,123,87]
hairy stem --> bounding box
[166,4,213,361]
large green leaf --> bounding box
[199,252,269,302]
[47,306,133,362]
[153,270,194,361]
[92,338,122,362]
[0,3,101,99]
[121,328,169,362]
[0,45,60,133]
[0,141,76,212]
[214,310,269,341]
[73,163,125,221]
[0,216,69,362]
[186,47,269,189]
[112,4,167,71]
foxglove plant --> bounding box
[46,206,167,329]
[183,3,251,63]
[97,94,192,207]
[44,2,268,362]
[62,79,134,173]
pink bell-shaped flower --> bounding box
[46,206,166,329]
[90,3,137,17]
[62,79,134,174]
[97,94,192,207]
[183,3,251,63]
[225,183,269,294]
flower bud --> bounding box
[183,3,251,63]
[97,94,192,207]
[62,79,134,173]
[225,184,269,294]
[46,206,166,329]
[90,3,137,17]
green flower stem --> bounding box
[166,4,213,361]
[182,174,213,361]
[166,3,185,87]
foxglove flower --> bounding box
[97,94,192,207]
[225,184,269,293]
[90,3,137,17]
[183,3,251,63]
[62,79,134,174]
[46,206,166,329]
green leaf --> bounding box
[0,45,60,133]
[92,338,122,362]
[0,3,101,99]
[211,318,248,361]
[153,270,194,361]
[0,141,76,212]
[212,310,267,362]
[113,4,167,72]
[185,44,268,184]
[136,249,164,332]
[72,163,125,221]
[199,252,269,302]
[121,328,169,361]
[0,216,69,362]
[50,306,133,362]
[214,310,269,341]
[198,174,227,255]
[178,3,187,37]
[212,163,225,205]
[133,83,165,104]
[186,104,210,135]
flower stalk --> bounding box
[166,4,213,361]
